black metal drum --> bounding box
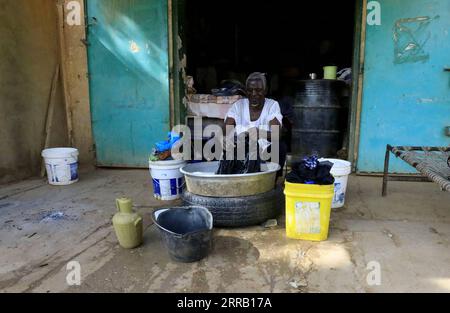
[292,79,346,158]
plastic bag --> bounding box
[155,132,181,153]
[211,80,246,97]
[337,68,352,85]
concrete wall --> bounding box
[0,0,68,184]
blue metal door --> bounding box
[86,0,170,167]
[358,0,450,172]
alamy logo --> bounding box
[366,261,382,286]
[66,1,82,26]
[367,1,382,26]
[170,123,280,164]
[66,261,81,286]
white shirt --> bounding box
[225,98,283,134]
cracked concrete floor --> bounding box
[0,168,449,293]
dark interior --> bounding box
[185,0,357,97]
[184,0,357,158]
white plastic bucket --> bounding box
[320,158,352,209]
[149,159,187,201]
[42,148,79,186]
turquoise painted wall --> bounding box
[87,0,170,167]
[358,0,450,173]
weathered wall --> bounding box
[0,0,68,184]
[61,0,95,166]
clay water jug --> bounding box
[113,198,143,249]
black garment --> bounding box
[216,135,261,175]
[286,160,335,185]
[215,135,287,176]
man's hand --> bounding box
[222,130,236,153]
[223,137,235,152]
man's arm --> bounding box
[241,119,281,141]
[223,117,237,151]
[225,117,236,127]
[264,118,282,141]
[269,118,281,127]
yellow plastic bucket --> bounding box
[284,182,334,241]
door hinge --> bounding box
[85,17,98,29]
[80,38,90,47]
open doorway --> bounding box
[182,0,358,159]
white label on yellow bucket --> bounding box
[295,202,321,234]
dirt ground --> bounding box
[0,167,449,293]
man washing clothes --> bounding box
[224,72,287,175]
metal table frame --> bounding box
[382,145,450,196]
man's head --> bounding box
[246,72,267,108]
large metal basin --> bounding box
[180,161,281,197]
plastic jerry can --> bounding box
[113,198,143,249]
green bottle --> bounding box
[113,198,143,249]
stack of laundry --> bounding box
[286,155,335,185]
